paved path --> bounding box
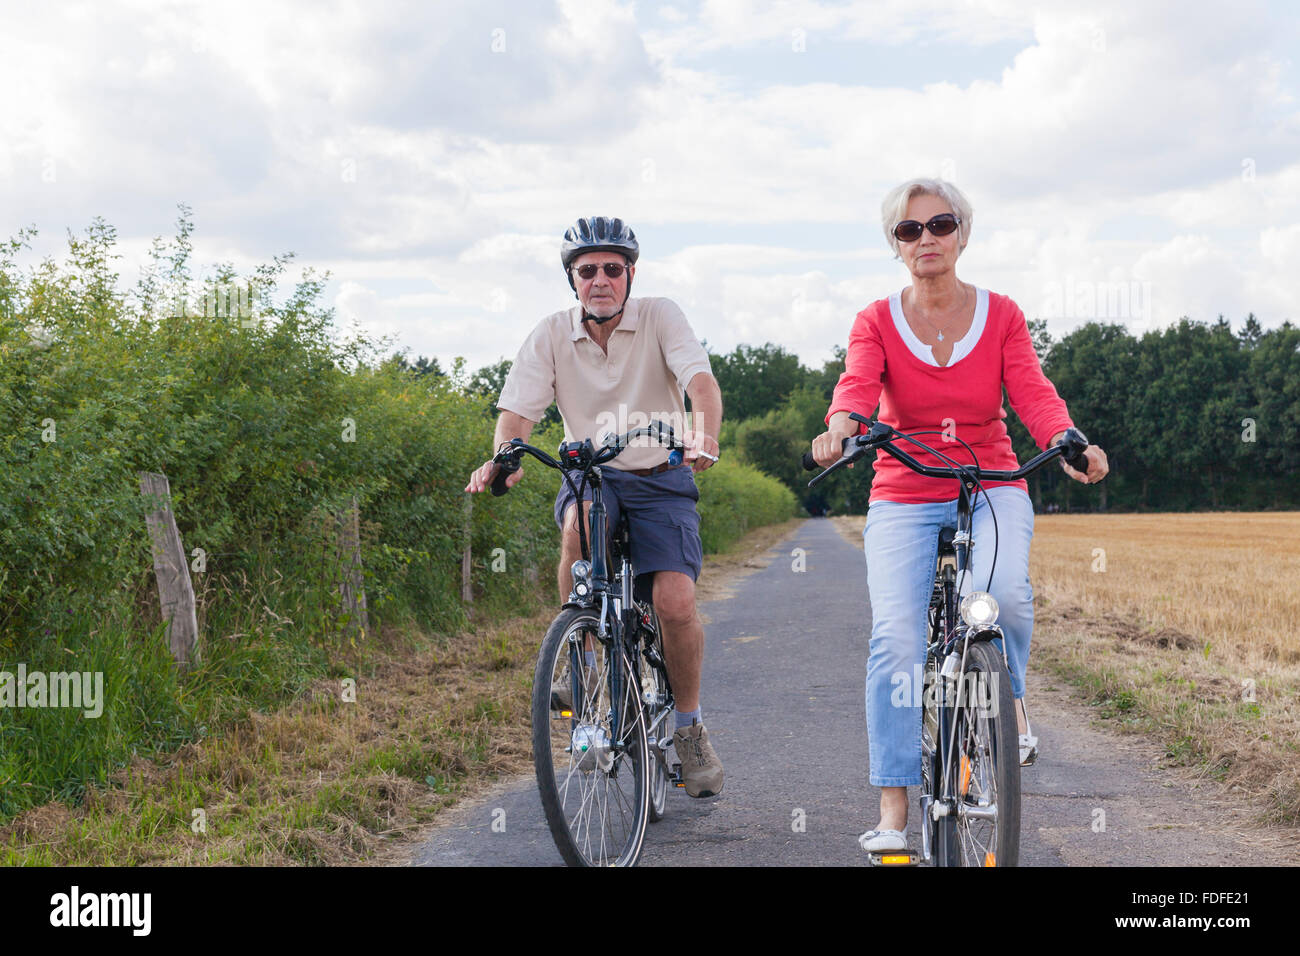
[413,518,1298,866]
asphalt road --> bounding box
[412,518,1296,867]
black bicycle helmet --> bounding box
[560,216,639,325]
[560,216,639,291]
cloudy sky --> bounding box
[3,0,1298,372]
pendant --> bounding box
[936,331,944,342]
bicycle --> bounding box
[490,421,684,867]
[804,413,1090,867]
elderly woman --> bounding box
[810,178,1108,853]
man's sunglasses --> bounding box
[572,262,629,280]
[892,214,961,243]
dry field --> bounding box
[833,511,1300,824]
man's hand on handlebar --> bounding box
[683,430,720,473]
[1049,431,1109,485]
[464,458,523,495]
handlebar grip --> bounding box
[1057,427,1091,475]
[804,434,859,472]
[490,457,520,496]
[1065,448,1090,474]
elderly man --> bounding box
[465,216,725,798]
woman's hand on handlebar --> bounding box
[811,413,861,469]
[465,459,523,494]
[1050,431,1109,484]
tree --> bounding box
[710,343,805,422]
[463,356,562,427]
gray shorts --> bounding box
[553,464,704,584]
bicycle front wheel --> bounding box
[637,606,673,823]
[950,640,1020,867]
[532,608,650,867]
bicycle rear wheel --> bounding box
[949,640,1020,867]
[532,607,650,867]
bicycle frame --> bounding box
[496,423,683,755]
[920,476,1008,861]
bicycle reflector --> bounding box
[959,592,1000,627]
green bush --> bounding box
[0,213,564,821]
[696,458,799,554]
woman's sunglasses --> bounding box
[892,214,961,243]
[572,262,628,280]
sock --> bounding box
[674,707,701,731]
[584,650,596,668]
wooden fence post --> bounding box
[337,496,369,639]
[139,472,200,667]
[461,495,473,604]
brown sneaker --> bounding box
[673,719,724,797]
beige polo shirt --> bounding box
[497,297,713,471]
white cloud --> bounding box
[2,0,1297,376]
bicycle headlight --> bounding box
[571,560,593,598]
[960,592,1000,627]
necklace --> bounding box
[915,284,969,343]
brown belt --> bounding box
[624,462,683,477]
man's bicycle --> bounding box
[490,422,683,867]
[804,413,1090,867]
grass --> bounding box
[0,518,802,865]
[0,604,549,865]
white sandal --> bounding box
[859,829,907,852]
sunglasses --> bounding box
[572,262,629,280]
[892,214,961,243]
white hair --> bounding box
[880,178,973,259]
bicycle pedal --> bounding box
[867,851,919,867]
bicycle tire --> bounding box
[532,607,650,867]
[638,606,673,822]
[948,640,1020,867]
[920,648,943,862]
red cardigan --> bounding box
[826,289,1074,504]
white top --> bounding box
[888,286,989,368]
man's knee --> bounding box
[652,572,697,627]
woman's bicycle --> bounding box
[804,413,1090,867]
[490,422,683,867]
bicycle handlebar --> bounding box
[488,421,687,496]
[802,414,1092,489]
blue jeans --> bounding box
[862,487,1035,786]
